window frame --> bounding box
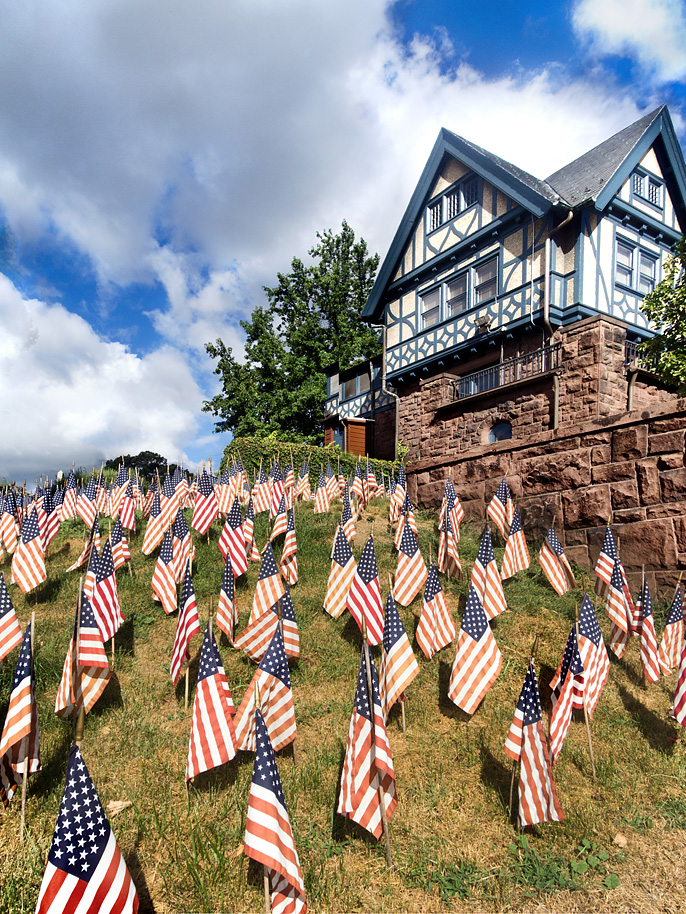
[425,174,481,235]
[420,254,499,330]
[614,236,658,297]
[631,168,664,213]
[340,367,372,402]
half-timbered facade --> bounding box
[347,106,686,476]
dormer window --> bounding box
[427,175,480,233]
[632,170,663,210]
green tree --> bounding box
[104,451,169,478]
[203,222,381,443]
[640,238,686,392]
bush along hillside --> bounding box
[1,484,686,914]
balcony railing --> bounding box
[452,343,562,401]
[625,340,658,372]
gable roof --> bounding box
[362,106,686,323]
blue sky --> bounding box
[0,0,684,481]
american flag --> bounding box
[438,477,463,544]
[448,584,502,715]
[108,520,131,571]
[233,625,296,753]
[337,646,397,839]
[347,535,384,646]
[234,584,300,663]
[416,561,456,660]
[470,526,507,620]
[0,621,40,807]
[638,578,660,683]
[90,540,124,643]
[392,521,427,606]
[389,464,405,523]
[323,525,356,619]
[171,509,194,583]
[487,478,513,539]
[67,518,101,574]
[151,529,177,615]
[294,460,310,502]
[337,460,346,499]
[11,506,46,594]
[549,628,585,763]
[0,491,19,554]
[313,470,330,515]
[658,584,683,675]
[186,622,237,782]
[672,636,686,727]
[269,463,285,521]
[379,593,419,721]
[170,562,201,686]
[283,463,295,511]
[270,495,289,540]
[437,507,461,578]
[605,556,631,658]
[34,745,138,914]
[280,509,298,586]
[394,495,418,551]
[56,593,111,719]
[218,497,248,576]
[509,662,564,828]
[594,525,617,598]
[43,488,61,549]
[141,492,165,555]
[504,660,535,762]
[243,497,260,562]
[76,475,98,530]
[351,461,365,505]
[252,463,270,514]
[243,709,306,914]
[538,527,575,595]
[576,593,610,715]
[341,490,356,543]
[0,571,22,661]
[83,542,99,602]
[118,482,136,532]
[60,469,78,521]
[250,542,286,626]
[501,507,530,580]
[325,461,339,504]
[191,468,219,535]
[216,553,239,643]
[216,464,232,515]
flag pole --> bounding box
[19,610,36,843]
[361,618,392,870]
[576,605,596,781]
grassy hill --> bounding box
[1,498,686,913]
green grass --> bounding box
[1,499,686,912]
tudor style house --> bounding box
[326,107,686,487]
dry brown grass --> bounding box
[1,500,686,913]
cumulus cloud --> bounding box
[572,0,686,82]
[0,274,204,481]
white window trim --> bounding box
[631,168,664,211]
[420,255,499,330]
[426,175,480,234]
[615,236,657,296]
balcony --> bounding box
[625,340,658,373]
[452,343,562,401]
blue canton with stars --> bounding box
[275,584,296,622]
[180,561,195,605]
[222,554,234,599]
[0,571,15,619]
[333,525,353,567]
[508,507,523,537]
[198,469,214,498]
[258,542,279,581]
[578,594,603,647]
[352,647,381,722]
[516,662,542,726]
[20,508,41,545]
[461,586,489,642]
[494,478,511,506]
[198,623,222,684]
[252,709,286,807]
[599,526,617,562]
[383,593,407,653]
[159,530,174,565]
[162,473,176,500]
[79,595,100,633]
[228,497,242,530]
[399,518,418,557]
[356,536,379,586]
[173,508,189,539]
[96,541,115,584]
[558,629,584,685]
[545,527,564,557]
[475,526,495,567]
[609,556,625,593]
[245,498,255,523]
[639,579,653,619]
[424,562,443,603]
[12,621,33,690]
[258,626,291,689]
[666,585,683,625]
[47,745,110,880]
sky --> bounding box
[0,0,685,483]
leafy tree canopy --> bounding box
[104,451,170,478]
[640,238,686,392]
[203,221,381,444]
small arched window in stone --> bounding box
[488,421,512,443]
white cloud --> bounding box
[572,0,686,82]
[0,274,205,481]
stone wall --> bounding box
[408,400,686,591]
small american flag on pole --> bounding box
[378,593,419,721]
[0,620,40,807]
[10,507,46,594]
[35,745,138,914]
[470,526,507,620]
[638,578,660,683]
[448,585,502,715]
[548,628,585,763]
[487,478,513,539]
[347,535,384,646]
[0,571,22,661]
[243,709,306,914]
[538,527,575,595]
[280,509,298,586]
[576,593,610,716]
[392,521,427,607]
[170,562,201,686]
[658,584,683,675]
[416,561,455,660]
[151,529,177,615]
[323,525,356,619]
[500,507,530,580]
[218,497,248,576]
[216,553,239,643]
[250,542,285,625]
[191,468,219,535]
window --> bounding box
[615,238,657,295]
[488,421,512,443]
[341,368,371,401]
[426,175,480,232]
[632,170,663,209]
[420,256,499,329]
[343,377,357,400]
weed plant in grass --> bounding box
[1,500,686,913]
